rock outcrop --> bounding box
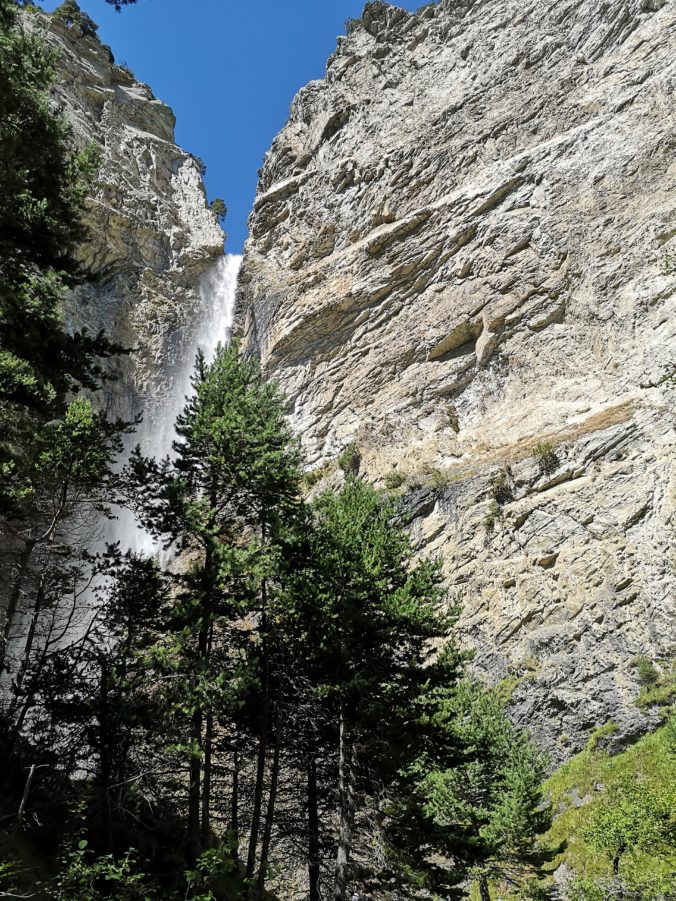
[238,0,676,759]
[27,10,225,420]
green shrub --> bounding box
[384,469,405,490]
[489,466,513,504]
[634,657,660,688]
[116,61,135,79]
[634,659,676,710]
[337,442,360,474]
[484,500,501,533]
[53,841,155,900]
[53,0,98,38]
[532,441,559,475]
[302,464,331,489]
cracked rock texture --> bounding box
[28,11,225,420]
[238,0,676,759]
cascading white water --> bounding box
[141,253,242,469]
[111,253,242,556]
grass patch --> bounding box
[383,469,406,490]
[635,660,676,710]
[539,718,676,888]
[301,463,333,490]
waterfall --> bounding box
[112,253,242,556]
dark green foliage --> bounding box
[336,441,360,474]
[393,680,550,896]
[210,197,227,225]
[53,0,98,37]
[0,0,123,507]
[634,657,660,688]
[532,442,559,475]
[489,466,513,504]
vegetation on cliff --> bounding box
[0,3,674,901]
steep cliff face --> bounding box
[238,0,675,757]
[29,11,225,420]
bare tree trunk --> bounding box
[14,764,37,832]
[201,625,214,848]
[255,690,283,899]
[308,755,320,901]
[479,875,491,901]
[98,657,115,854]
[187,707,203,868]
[1,541,35,673]
[334,702,354,901]
[230,740,240,864]
[201,710,214,848]
[246,622,269,886]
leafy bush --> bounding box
[53,1,99,38]
[484,500,501,533]
[532,441,559,475]
[302,463,332,489]
[337,442,360,474]
[489,466,513,504]
[51,841,155,900]
[634,659,676,710]
[634,657,660,688]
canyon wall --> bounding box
[237,0,676,758]
[28,9,225,421]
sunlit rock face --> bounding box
[238,0,676,759]
[28,11,225,419]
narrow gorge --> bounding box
[0,0,673,898]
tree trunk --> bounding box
[479,875,491,901]
[15,764,37,832]
[334,702,354,901]
[246,624,269,885]
[201,710,214,848]
[1,540,35,674]
[308,755,320,901]
[98,657,115,854]
[255,691,283,899]
[187,707,203,868]
[200,622,214,848]
[230,741,240,864]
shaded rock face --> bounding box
[31,12,225,420]
[238,0,676,759]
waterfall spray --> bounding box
[111,253,242,556]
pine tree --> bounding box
[298,476,461,901]
[0,0,120,491]
[401,680,550,899]
[125,341,302,879]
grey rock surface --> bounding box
[27,11,225,421]
[238,0,676,759]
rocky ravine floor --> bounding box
[237,0,676,760]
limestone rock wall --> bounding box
[237,0,676,758]
[29,11,225,420]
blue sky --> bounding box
[41,0,424,252]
